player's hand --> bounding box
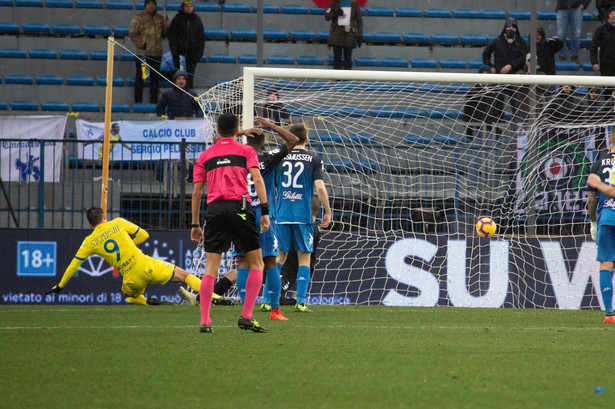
[254,116,273,129]
[320,212,331,229]
[260,215,270,233]
[190,226,203,243]
[44,284,63,296]
[591,221,598,241]
[240,127,263,138]
[587,174,601,188]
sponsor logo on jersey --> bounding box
[283,191,303,201]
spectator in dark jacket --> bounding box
[541,85,585,122]
[482,18,528,74]
[156,70,202,118]
[168,0,205,89]
[556,0,591,62]
[598,0,615,21]
[526,27,564,74]
[463,65,505,138]
[261,88,290,126]
[326,0,363,70]
[590,6,615,77]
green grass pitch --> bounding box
[1,305,613,408]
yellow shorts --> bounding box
[121,258,175,297]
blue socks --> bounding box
[236,268,249,304]
[296,265,311,304]
[266,267,281,309]
[600,269,613,315]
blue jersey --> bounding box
[589,150,615,227]
[275,148,323,224]
[248,144,289,219]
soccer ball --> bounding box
[476,217,497,238]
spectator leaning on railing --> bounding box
[156,70,202,119]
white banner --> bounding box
[0,116,67,182]
[75,119,214,161]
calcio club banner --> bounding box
[75,119,215,161]
[0,229,603,310]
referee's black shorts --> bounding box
[203,200,260,254]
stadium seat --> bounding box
[403,32,431,44]
[224,3,251,13]
[104,102,131,112]
[231,28,257,40]
[267,54,295,65]
[452,8,480,18]
[4,74,34,84]
[60,49,88,60]
[194,2,220,12]
[281,4,309,14]
[106,0,134,9]
[316,131,344,142]
[395,8,422,17]
[468,59,485,69]
[204,28,229,39]
[366,7,394,16]
[0,101,7,110]
[0,48,27,58]
[424,8,452,18]
[338,107,368,117]
[166,1,181,10]
[348,132,375,143]
[75,0,103,8]
[582,62,593,71]
[286,105,310,115]
[208,53,236,63]
[120,51,134,61]
[537,10,556,20]
[22,22,51,33]
[132,102,157,113]
[368,107,406,118]
[66,75,95,85]
[311,107,338,117]
[583,11,594,21]
[90,50,119,60]
[72,101,101,112]
[95,76,125,86]
[460,34,488,45]
[508,9,531,20]
[0,22,20,33]
[362,32,375,42]
[439,58,467,69]
[431,34,459,45]
[480,9,506,19]
[46,0,74,7]
[0,0,12,5]
[36,74,64,85]
[289,30,317,41]
[310,6,325,15]
[318,30,329,41]
[382,57,409,67]
[15,0,42,6]
[238,54,258,64]
[113,25,130,36]
[53,23,81,34]
[263,29,288,40]
[411,58,438,68]
[555,61,580,71]
[296,55,324,65]
[355,57,382,67]
[423,108,462,119]
[372,32,401,43]
[251,4,280,13]
[11,100,39,111]
[83,24,111,35]
[42,101,70,111]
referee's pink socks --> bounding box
[242,269,263,319]
[200,275,215,326]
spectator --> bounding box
[482,17,527,74]
[168,0,205,90]
[598,0,615,21]
[590,6,615,77]
[462,65,505,139]
[129,0,170,104]
[556,0,591,63]
[325,0,363,70]
[526,27,564,75]
[261,88,290,126]
[156,70,202,118]
[541,85,585,122]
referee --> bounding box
[191,113,270,333]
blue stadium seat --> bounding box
[53,23,81,34]
[263,29,287,40]
[133,102,157,113]
[120,51,134,61]
[281,4,308,14]
[45,0,74,7]
[0,22,20,33]
[403,32,430,44]
[5,74,34,84]
[395,7,422,17]
[42,101,70,111]
[362,32,375,42]
[29,48,58,59]
[555,61,580,71]
[95,76,125,86]
[231,28,257,40]
[75,0,103,8]
[348,133,375,143]
[382,57,408,67]
[66,75,95,85]
[106,0,133,9]
[406,134,468,145]
[508,9,531,20]
[583,11,594,21]
[582,62,593,71]
[424,8,452,18]
[0,0,12,5]
[166,1,181,11]
[310,6,325,15]
[311,107,338,117]
[366,7,394,16]
[338,107,368,117]
[580,36,592,48]
[537,10,556,20]
[468,59,485,69]
[83,24,111,35]
[432,33,459,45]
[238,54,257,64]
[0,101,7,110]
[439,59,467,69]
[194,2,220,12]
[316,131,344,142]
[460,34,488,45]
[452,8,480,18]
[204,28,229,39]
[423,108,462,119]
[286,105,310,115]
[113,25,130,35]
[289,30,317,41]
[355,57,382,66]
[11,100,39,111]
[318,30,329,41]
[16,0,42,6]
[411,58,437,68]
[296,55,324,65]
[368,107,406,118]
[90,50,118,60]
[72,101,101,112]
[480,9,506,19]
[208,53,236,63]
[373,32,401,43]
[36,74,64,84]
[104,102,131,112]
[0,48,27,58]
[252,4,280,13]
[224,3,251,13]
[60,49,88,60]
[22,22,51,33]
[267,54,295,65]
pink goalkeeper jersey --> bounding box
[193,137,259,204]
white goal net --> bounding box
[195,68,615,310]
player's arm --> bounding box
[126,220,149,245]
[254,116,299,151]
[314,179,332,228]
[191,180,205,242]
[248,167,270,232]
[588,173,615,197]
[587,173,600,241]
[45,246,90,294]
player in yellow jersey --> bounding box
[45,207,202,305]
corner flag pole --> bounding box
[101,36,115,216]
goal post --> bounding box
[197,67,615,309]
